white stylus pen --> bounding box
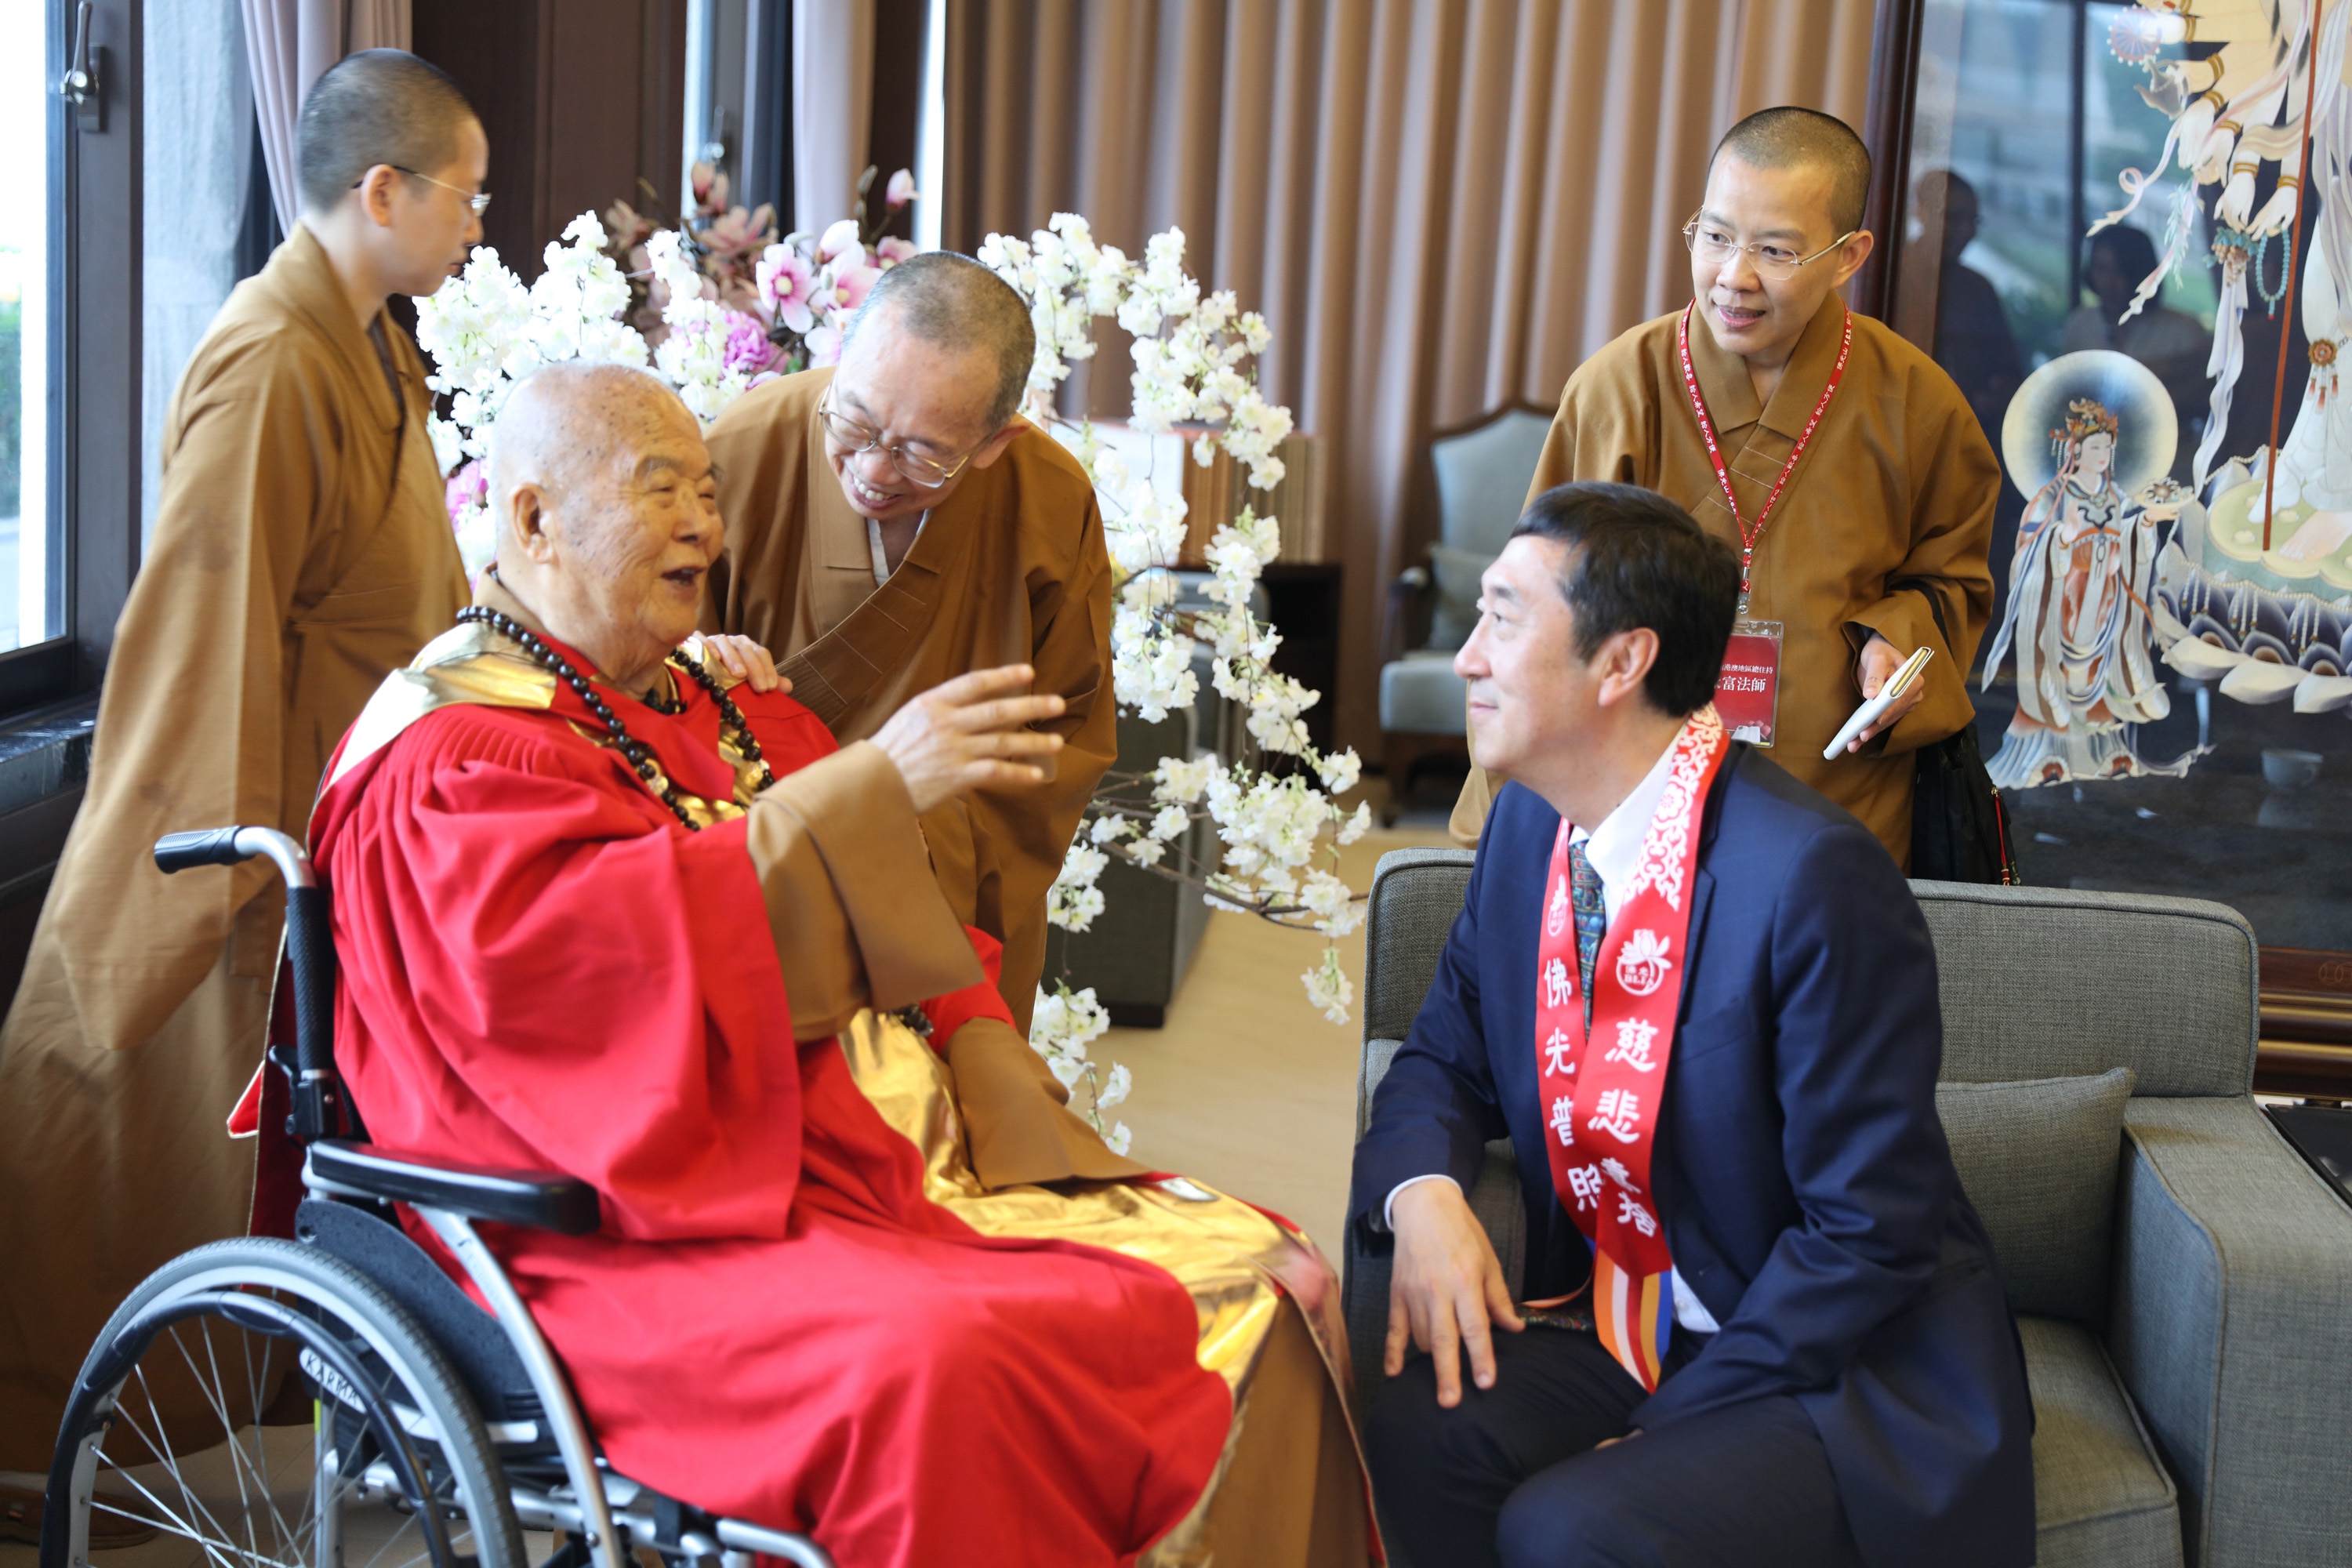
[1822,646,1935,760]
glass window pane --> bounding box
[0,0,57,651]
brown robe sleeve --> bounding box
[1841,377,2000,756]
[930,486,1117,1029]
[742,740,982,1038]
[944,1016,1149,1187]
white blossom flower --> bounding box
[1304,946,1354,1025]
[1152,755,1216,804]
[1104,1120,1134,1156]
[1099,1062,1133,1110]
[1317,747,1363,797]
[1149,803,1190,840]
[1126,837,1167,868]
[1336,800,1373,846]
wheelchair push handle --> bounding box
[154,825,341,1141]
[154,825,317,889]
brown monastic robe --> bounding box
[0,225,468,1462]
[1451,296,1997,866]
[704,368,1116,1038]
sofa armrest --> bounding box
[2111,1098,2352,1568]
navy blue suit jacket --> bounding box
[1352,750,2034,1568]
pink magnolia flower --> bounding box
[805,321,844,368]
[885,169,917,209]
[817,219,863,262]
[757,245,818,333]
[876,236,917,266]
[722,310,780,377]
[444,459,486,525]
[702,203,778,268]
[829,262,882,314]
[691,162,723,210]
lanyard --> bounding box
[1675,301,1852,602]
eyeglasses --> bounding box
[352,165,492,218]
[1682,219,1857,281]
[816,387,981,489]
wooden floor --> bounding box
[1096,815,1455,1266]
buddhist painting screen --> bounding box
[1890,0,2352,990]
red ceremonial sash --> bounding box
[1534,705,1731,1391]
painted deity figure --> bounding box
[1983,398,2188,787]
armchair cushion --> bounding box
[2018,1315,2182,1567]
[1936,1069,2135,1323]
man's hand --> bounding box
[873,665,1066,815]
[1849,633,1926,750]
[697,633,786,694]
[1386,1178,1523,1408]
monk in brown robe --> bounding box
[0,51,483,1470]
[1453,108,1996,867]
[705,253,1113,1033]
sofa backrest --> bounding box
[1911,881,2256,1098]
[1360,854,2259,1110]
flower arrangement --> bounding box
[414,193,1367,1161]
[980,215,1370,1071]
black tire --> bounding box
[42,1236,525,1568]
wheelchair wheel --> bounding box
[41,1235,526,1568]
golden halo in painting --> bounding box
[2000,349,2177,498]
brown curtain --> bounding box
[933,0,1878,750]
[244,0,414,234]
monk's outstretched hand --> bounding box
[873,665,1066,815]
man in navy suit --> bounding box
[1355,481,2032,1568]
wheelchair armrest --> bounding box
[307,1139,602,1236]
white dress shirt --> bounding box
[1385,737,1722,1334]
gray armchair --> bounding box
[1377,405,1553,820]
[1346,848,2352,1568]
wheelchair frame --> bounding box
[44,826,833,1568]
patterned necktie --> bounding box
[1567,839,1606,1031]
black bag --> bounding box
[1903,586,2021,885]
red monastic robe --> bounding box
[308,639,1236,1566]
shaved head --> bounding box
[297,49,480,217]
[844,252,1036,430]
[490,361,690,515]
[1711,107,1872,236]
[489,361,721,689]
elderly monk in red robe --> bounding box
[315,361,1369,1568]
[1452,107,1997,868]
[704,252,1111,1035]
[0,51,485,1473]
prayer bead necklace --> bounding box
[456,608,775,832]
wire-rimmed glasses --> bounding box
[1682,218,1857,281]
[816,387,981,489]
[354,165,492,217]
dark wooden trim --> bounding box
[59,0,142,691]
[2258,946,2352,1096]
[1853,0,1924,324]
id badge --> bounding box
[1713,619,1782,747]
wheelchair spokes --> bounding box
[44,1240,524,1568]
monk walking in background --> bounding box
[1453,107,1997,868]
[0,51,481,1473]
[706,254,1113,1034]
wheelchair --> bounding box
[39,826,835,1568]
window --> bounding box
[1,0,65,657]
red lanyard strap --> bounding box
[1676,302,1852,600]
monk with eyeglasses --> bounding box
[704,253,1113,1054]
[1453,107,1998,871]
